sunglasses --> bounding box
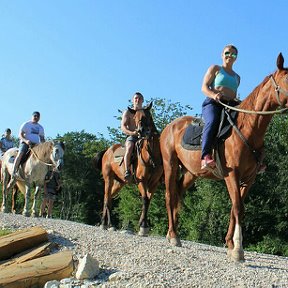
[224,51,237,58]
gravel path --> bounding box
[1,213,288,287]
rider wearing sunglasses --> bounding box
[201,44,240,170]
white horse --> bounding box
[1,141,65,216]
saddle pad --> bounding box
[217,109,238,140]
[114,146,125,163]
[181,124,203,150]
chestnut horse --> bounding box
[160,53,288,261]
[94,103,163,236]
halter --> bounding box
[219,75,288,114]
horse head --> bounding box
[271,53,288,108]
[51,141,65,171]
[132,102,155,138]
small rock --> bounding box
[76,253,99,280]
[44,280,60,288]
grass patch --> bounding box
[0,229,12,237]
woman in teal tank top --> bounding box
[201,44,240,170]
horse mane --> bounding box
[145,109,159,134]
[237,74,271,124]
[32,141,53,158]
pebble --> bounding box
[1,213,288,287]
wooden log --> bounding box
[0,250,74,288]
[0,226,48,260]
[0,242,53,268]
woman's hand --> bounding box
[214,92,223,102]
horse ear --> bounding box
[145,102,153,110]
[59,141,65,151]
[277,53,284,70]
[128,107,136,114]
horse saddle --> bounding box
[114,146,125,163]
[181,109,238,150]
[113,146,137,167]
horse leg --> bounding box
[163,153,182,247]
[31,186,40,217]
[101,178,122,230]
[225,174,245,262]
[138,165,163,236]
[138,188,150,237]
[22,185,31,217]
[1,173,9,213]
[12,185,18,214]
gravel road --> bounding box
[1,213,287,287]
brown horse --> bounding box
[160,53,288,261]
[94,103,163,236]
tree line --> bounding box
[4,97,288,257]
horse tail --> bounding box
[92,150,107,171]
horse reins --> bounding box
[218,75,288,167]
[218,76,288,114]
[30,147,54,166]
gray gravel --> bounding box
[1,213,288,287]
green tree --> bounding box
[53,131,109,224]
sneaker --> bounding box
[201,155,216,170]
[124,170,132,182]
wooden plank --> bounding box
[0,250,74,288]
[0,226,48,260]
[0,242,53,268]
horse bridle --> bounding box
[270,75,288,108]
[30,144,64,168]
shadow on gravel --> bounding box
[246,264,288,271]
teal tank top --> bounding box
[212,67,239,92]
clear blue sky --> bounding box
[0,1,287,139]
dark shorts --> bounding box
[19,142,29,154]
[126,135,138,143]
[43,188,57,201]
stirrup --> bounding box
[124,170,132,182]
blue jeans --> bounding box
[201,98,223,159]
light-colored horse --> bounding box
[1,141,65,216]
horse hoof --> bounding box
[138,227,149,237]
[1,207,7,213]
[228,248,245,262]
[108,226,116,232]
[100,224,107,230]
[169,237,182,247]
[22,211,30,217]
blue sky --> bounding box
[0,1,287,140]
